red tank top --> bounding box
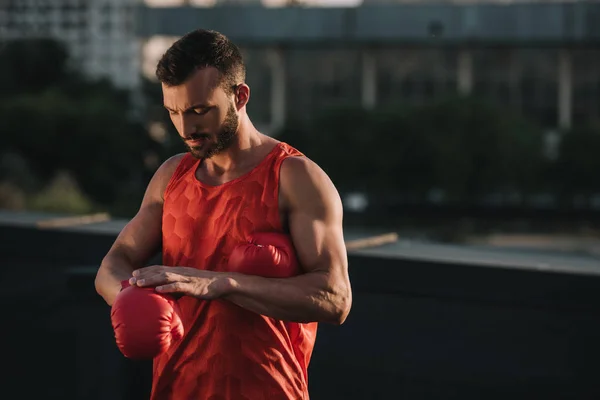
[151,142,318,400]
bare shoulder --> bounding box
[146,153,188,202]
[280,156,330,189]
[159,153,187,176]
[280,156,342,216]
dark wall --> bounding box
[2,222,600,400]
[309,254,600,400]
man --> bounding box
[95,29,352,399]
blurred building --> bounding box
[0,0,141,89]
[138,1,600,134]
[3,0,598,133]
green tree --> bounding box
[278,96,546,205]
[0,38,162,217]
[278,105,403,195]
[0,38,71,96]
[403,96,545,204]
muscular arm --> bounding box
[94,154,183,306]
[222,157,352,325]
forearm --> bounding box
[95,252,136,306]
[223,271,351,325]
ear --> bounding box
[234,83,250,110]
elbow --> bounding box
[333,293,352,325]
[94,260,115,306]
[94,251,134,307]
[326,284,352,326]
[94,267,108,303]
[95,276,116,307]
[94,273,104,299]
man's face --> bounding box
[162,67,239,159]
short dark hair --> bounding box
[156,29,245,94]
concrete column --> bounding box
[457,49,473,96]
[361,50,377,109]
[266,48,286,133]
[558,48,572,130]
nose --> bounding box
[174,113,198,138]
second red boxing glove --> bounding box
[228,232,301,278]
[110,280,184,360]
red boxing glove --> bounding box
[110,280,184,360]
[228,232,301,278]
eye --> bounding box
[192,108,210,116]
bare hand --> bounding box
[129,265,232,300]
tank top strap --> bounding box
[270,142,305,182]
[257,142,304,232]
[164,152,198,198]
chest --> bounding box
[167,181,271,231]
[161,179,285,267]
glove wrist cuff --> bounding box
[120,279,131,291]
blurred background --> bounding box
[3,0,600,251]
[3,1,600,399]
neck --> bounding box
[202,115,265,175]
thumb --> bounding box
[170,304,184,342]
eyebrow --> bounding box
[164,103,210,113]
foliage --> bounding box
[28,171,95,215]
[0,38,71,96]
[278,96,546,205]
[401,96,545,202]
[0,38,162,217]
[2,37,599,216]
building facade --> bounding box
[3,1,599,132]
[137,2,600,132]
[1,0,142,89]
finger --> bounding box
[132,267,169,283]
[132,265,165,277]
[156,282,185,293]
[134,271,179,287]
[131,276,159,287]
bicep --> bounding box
[106,154,183,267]
[109,200,163,267]
[283,157,348,278]
[289,208,346,277]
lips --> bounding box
[186,137,206,147]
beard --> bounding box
[186,103,239,159]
